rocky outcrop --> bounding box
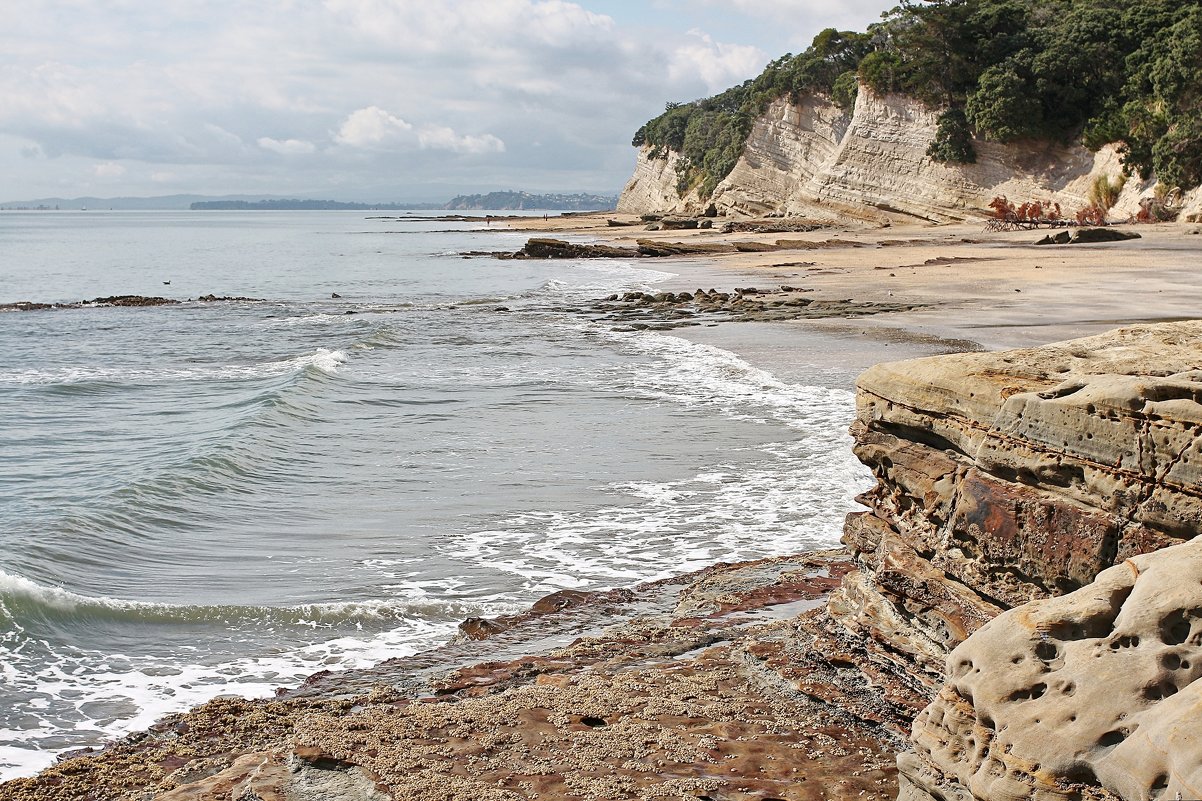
[903,537,1202,801]
[9,321,1202,801]
[840,321,1202,800]
[0,553,906,801]
[619,89,1165,224]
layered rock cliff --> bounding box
[843,321,1202,800]
[618,89,1167,224]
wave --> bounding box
[0,568,486,631]
[1,348,348,385]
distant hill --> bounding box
[189,199,440,211]
[0,190,619,212]
[443,191,616,210]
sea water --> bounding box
[0,210,870,778]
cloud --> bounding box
[333,106,413,147]
[257,136,317,155]
[334,106,504,154]
[417,126,505,155]
[668,31,767,93]
[0,1,861,199]
[92,161,125,178]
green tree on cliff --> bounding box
[636,0,1202,194]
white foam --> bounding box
[445,329,871,596]
[0,348,349,385]
[0,586,521,781]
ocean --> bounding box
[0,210,870,779]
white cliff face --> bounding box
[618,88,1175,224]
[615,148,705,216]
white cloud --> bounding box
[417,126,505,155]
[334,107,504,155]
[92,161,125,178]
[333,106,412,147]
[150,170,176,182]
[257,136,317,155]
[668,31,767,94]
[0,1,865,199]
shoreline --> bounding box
[504,210,1202,361]
[7,213,1202,799]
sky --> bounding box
[0,0,888,202]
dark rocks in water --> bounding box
[196,294,263,303]
[581,282,905,330]
[2,294,266,311]
[494,306,511,313]
[458,617,509,640]
[331,292,342,299]
[0,301,55,312]
[92,295,179,307]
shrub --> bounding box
[928,108,977,164]
[1088,174,1127,210]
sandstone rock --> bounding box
[904,536,1202,801]
[517,238,639,259]
[619,89,1152,224]
[841,322,1202,801]
[634,239,738,257]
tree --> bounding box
[966,58,1043,141]
[928,107,977,164]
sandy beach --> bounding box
[506,212,1202,370]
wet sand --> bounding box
[508,212,1202,373]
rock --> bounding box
[659,217,699,230]
[516,238,639,259]
[1035,230,1072,245]
[617,89,1153,225]
[1070,227,1142,244]
[331,292,342,298]
[634,240,738,257]
[698,218,713,229]
[841,321,1202,801]
[644,222,663,231]
[904,537,1202,801]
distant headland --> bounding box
[0,190,617,212]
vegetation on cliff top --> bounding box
[634,0,1202,198]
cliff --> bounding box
[844,321,1202,800]
[618,89,1182,224]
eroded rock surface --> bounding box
[902,538,1202,801]
[843,321,1202,801]
[0,553,907,801]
